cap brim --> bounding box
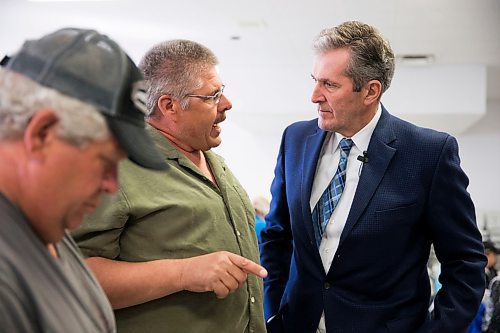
[104,116,167,170]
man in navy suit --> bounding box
[260,20,486,333]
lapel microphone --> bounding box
[357,151,368,177]
[357,151,369,164]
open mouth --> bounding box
[211,120,223,137]
[213,114,226,128]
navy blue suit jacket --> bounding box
[260,107,486,333]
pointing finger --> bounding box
[228,253,268,278]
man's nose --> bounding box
[218,94,232,112]
[101,169,119,194]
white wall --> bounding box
[457,101,500,231]
[213,120,281,202]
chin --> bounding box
[29,216,66,244]
[39,229,66,245]
[65,215,85,231]
[318,118,339,132]
[209,139,222,149]
[317,119,331,131]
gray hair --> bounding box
[138,39,218,117]
[313,21,395,95]
[0,67,109,146]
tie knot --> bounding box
[339,138,353,153]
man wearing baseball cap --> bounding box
[0,28,166,332]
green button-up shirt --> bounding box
[73,127,265,333]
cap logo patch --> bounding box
[131,80,149,115]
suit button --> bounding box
[324,282,330,289]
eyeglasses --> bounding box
[185,85,225,105]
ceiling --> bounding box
[1,0,499,135]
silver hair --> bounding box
[313,21,395,95]
[138,39,219,117]
[0,67,109,146]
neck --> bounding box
[151,124,216,183]
[47,243,59,258]
[153,127,201,158]
[155,127,210,169]
[172,141,203,163]
[0,144,25,209]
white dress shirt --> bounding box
[310,105,381,333]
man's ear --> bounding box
[363,80,382,105]
[23,109,59,158]
[157,95,179,119]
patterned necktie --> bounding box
[312,138,354,247]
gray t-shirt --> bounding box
[0,193,115,332]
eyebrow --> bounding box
[212,85,224,94]
[311,75,336,84]
[311,74,329,82]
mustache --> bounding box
[215,113,226,124]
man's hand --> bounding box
[179,251,268,299]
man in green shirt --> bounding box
[73,40,267,333]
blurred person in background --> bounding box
[484,241,499,286]
[253,196,270,244]
[470,241,500,333]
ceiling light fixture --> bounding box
[396,54,435,66]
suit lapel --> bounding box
[339,108,397,245]
[301,128,328,246]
